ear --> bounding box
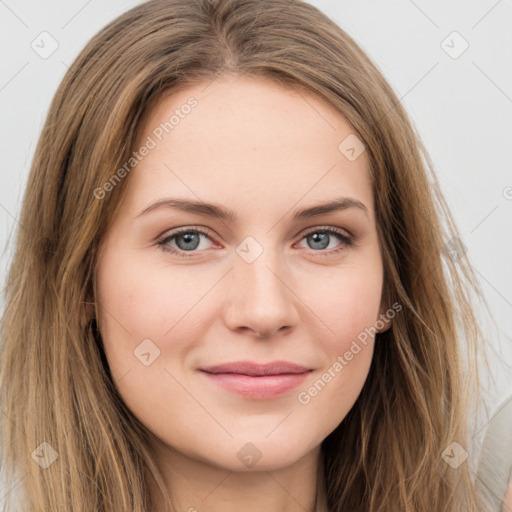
[85,294,96,323]
[376,300,393,334]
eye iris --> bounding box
[176,232,200,250]
[168,230,341,253]
[308,232,329,250]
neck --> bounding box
[149,441,326,512]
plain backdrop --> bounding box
[0,0,511,492]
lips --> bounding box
[198,361,313,399]
[199,360,311,376]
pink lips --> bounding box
[199,361,312,399]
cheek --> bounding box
[95,248,224,387]
[296,261,382,422]
[94,252,205,430]
[304,256,384,350]
[296,302,378,438]
[97,248,203,332]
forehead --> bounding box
[122,74,373,221]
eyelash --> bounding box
[156,225,355,259]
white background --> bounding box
[0,0,511,497]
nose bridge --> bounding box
[223,235,299,337]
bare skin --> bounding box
[95,73,391,512]
[504,479,512,512]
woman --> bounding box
[0,0,494,510]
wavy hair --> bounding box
[0,0,492,510]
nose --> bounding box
[222,247,300,339]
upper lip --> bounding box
[199,360,311,376]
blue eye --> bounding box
[157,227,214,257]
[296,228,354,256]
[156,226,354,258]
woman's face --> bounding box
[95,74,388,472]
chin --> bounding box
[200,436,315,473]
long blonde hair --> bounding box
[0,0,492,510]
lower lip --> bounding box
[200,371,311,399]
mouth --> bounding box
[198,361,313,399]
[199,360,311,376]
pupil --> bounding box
[177,233,200,250]
[309,232,329,250]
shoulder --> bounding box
[476,395,512,511]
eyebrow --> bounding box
[136,196,369,221]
